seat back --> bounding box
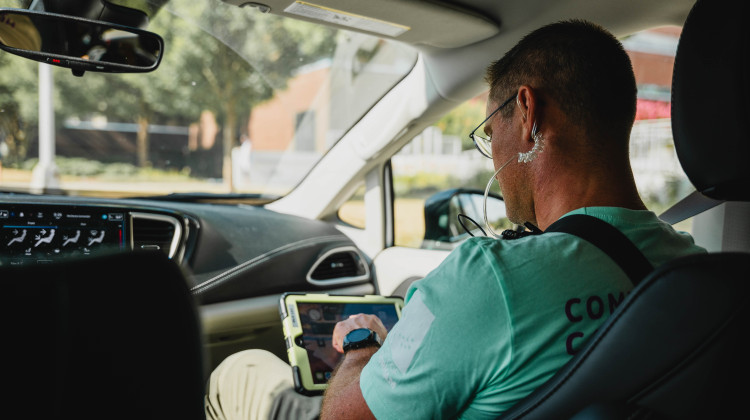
[498,253,749,419]
[2,251,206,419]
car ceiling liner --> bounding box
[221,0,500,48]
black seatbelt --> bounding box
[544,214,654,286]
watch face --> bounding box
[343,328,381,353]
[347,328,371,342]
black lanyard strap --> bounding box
[544,214,654,286]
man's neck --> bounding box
[532,161,646,231]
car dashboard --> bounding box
[0,202,186,264]
[0,195,376,367]
[1,195,372,295]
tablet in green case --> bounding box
[279,293,404,394]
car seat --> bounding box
[2,251,206,419]
[498,0,750,418]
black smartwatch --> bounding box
[343,328,383,353]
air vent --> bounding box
[131,212,182,259]
[307,247,370,286]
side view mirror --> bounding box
[0,9,163,76]
[422,188,513,249]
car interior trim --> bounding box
[219,0,500,48]
[190,234,356,295]
[199,283,376,335]
[130,211,184,260]
[305,245,371,286]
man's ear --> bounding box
[516,85,537,144]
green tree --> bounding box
[435,97,486,150]
[171,1,336,188]
[2,0,337,186]
[52,8,192,168]
[0,54,38,167]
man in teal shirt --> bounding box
[205,20,704,420]
[345,207,701,419]
[321,20,704,419]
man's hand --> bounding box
[321,314,387,420]
[332,313,388,353]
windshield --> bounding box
[0,0,417,199]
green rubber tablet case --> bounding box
[279,293,404,394]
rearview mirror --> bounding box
[0,9,163,76]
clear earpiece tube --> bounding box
[483,155,515,238]
[480,124,545,238]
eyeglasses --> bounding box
[469,93,517,158]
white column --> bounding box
[31,62,60,192]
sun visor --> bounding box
[220,0,500,48]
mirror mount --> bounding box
[29,0,161,29]
[98,1,150,29]
[0,8,164,76]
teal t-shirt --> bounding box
[360,207,705,419]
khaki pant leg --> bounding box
[205,349,295,420]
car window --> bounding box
[0,0,417,198]
[388,25,690,250]
[392,98,501,248]
[338,183,366,229]
[624,26,693,232]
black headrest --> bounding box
[671,0,750,201]
[3,251,206,419]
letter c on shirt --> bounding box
[566,332,584,355]
[565,298,583,322]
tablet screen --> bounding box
[297,302,400,384]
